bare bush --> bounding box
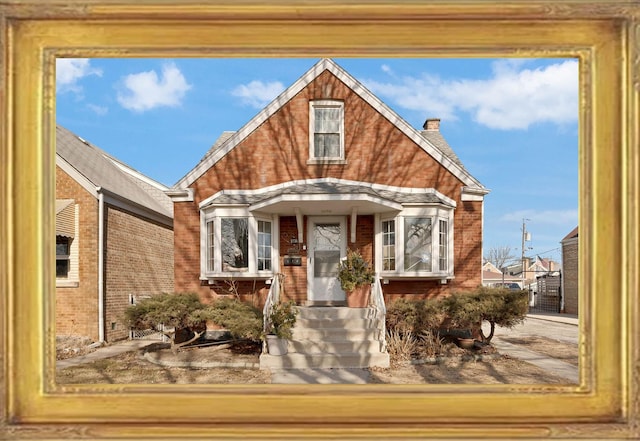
[386,329,417,367]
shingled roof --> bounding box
[56,125,172,219]
[175,58,486,191]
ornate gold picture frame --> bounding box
[1,1,638,439]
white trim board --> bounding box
[174,58,487,192]
[198,177,457,209]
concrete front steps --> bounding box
[260,306,390,369]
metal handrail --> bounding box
[370,274,387,352]
[262,273,281,352]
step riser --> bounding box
[296,307,376,320]
[289,340,381,353]
[260,353,390,369]
[292,329,380,340]
[295,318,380,329]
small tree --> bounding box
[124,293,210,354]
[484,245,516,270]
[441,287,529,342]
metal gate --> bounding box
[529,271,562,314]
[128,294,169,342]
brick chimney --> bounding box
[423,118,440,131]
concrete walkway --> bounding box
[487,313,580,383]
[56,340,156,370]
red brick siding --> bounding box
[104,205,174,341]
[173,70,483,301]
[55,166,99,341]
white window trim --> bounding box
[56,203,79,288]
[376,206,454,279]
[200,207,277,279]
[308,99,345,163]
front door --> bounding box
[307,217,346,302]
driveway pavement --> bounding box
[489,313,579,383]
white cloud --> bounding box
[381,64,393,75]
[364,60,578,130]
[231,80,285,109]
[117,63,191,112]
[500,209,578,226]
[56,59,102,94]
[87,104,108,116]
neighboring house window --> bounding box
[404,217,432,272]
[257,220,272,271]
[379,208,453,277]
[382,219,396,271]
[221,218,249,272]
[439,219,448,271]
[56,236,71,277]
[201,209,276,277]
[309,100,344,160]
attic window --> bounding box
[309,100,344,162]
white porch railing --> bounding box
[262,273,282,352]
[370,274,387,353]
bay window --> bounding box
[378,208,453,277]
[201,208,275,277]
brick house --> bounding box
[561,226,578,315]
[169,58,489,309]
[56,126,174,343]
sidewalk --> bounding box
[56,340,156,370]
[527,312,578,326]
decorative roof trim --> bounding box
[247,194,404,213]
[174,58,486,190]
[166,188,194,202]
[198,177,457,209]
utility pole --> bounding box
[521,218,531,291]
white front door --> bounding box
[307,217,347,302]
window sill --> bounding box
[380,273,454,281]
[306,159,347,165]
[202,273,274,281]
[56,280,79,288]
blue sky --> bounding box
[56,57,578,264]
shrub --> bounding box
[208,298,263,342]
[386,287,528,344]
[337,249,375,292]
[124,292,209,353]
[265,300,298,340]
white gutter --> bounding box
[97,188,105,343]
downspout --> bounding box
[97,188,105,343]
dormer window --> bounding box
[309,100,345,163]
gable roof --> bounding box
[56,125,172,219]
[561,226,579,242]
[174,58,486,190]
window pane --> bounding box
[56,259,69,277]
[258,220,272,271]
[404,217,432,272]
[313,223,341,277]
[221,218,249,271]
[207,220,215,272]
[56,237,70,256]
[439,220,448,272]
[314,134,340,157]
[382,220,396,271]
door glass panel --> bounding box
[313,223,341,278]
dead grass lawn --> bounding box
[499,336,579,366]
[56,342,571,385]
